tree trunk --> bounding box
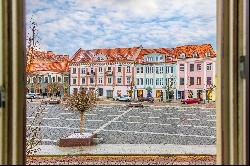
[80,112,84,134]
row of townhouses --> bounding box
[26,50,70,96]
[26,44,216,101]
[69,44,216,101]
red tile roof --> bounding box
[70,47,142,63]
[135,48,176,63]
[26,50,69,73]
[173,44,216,58]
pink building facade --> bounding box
[175,44,216,101]
[176,58,216,101]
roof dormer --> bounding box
[205,51,211,57]
[192,52,198,58]
[94,53,107,61]
[179,53,186,59]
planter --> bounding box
[58,133,97,147]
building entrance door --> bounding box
[106,90,113,98]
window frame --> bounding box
[0,0,248,165]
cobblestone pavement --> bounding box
[26,155,216,165]
[26,101,216,145]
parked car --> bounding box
[114,95,131,102]
[26,93,36,99]
[181,98,201,104]
[138,97,154,103]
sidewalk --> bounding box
[27,145,216,165]
[32,144,216,156]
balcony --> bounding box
[106,71,113,76]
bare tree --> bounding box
[26,17,41,66]
[66,92,96,134]
[26,105,44,156]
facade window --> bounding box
[73,78,77,85]
[150,78,153,85]
[58,77,61,82]
[127,77,131,84]
[52,77,56,82]
[137,68,140,73]
[117,77,122,84]
[141,67,143,73]
[160,55,163,60]
[64,77,68,83]
[180,64,185,71]
[98,77,103,84]
[146,78,149,85]
[160,67,163,74]
[197,64,202,71]
[90,68,94,74]
[90,77,94,84]
[108,77,112,84]
[166,67,169,73]
[108,66,112,71]
[207,63,212,70]
[127,66,131,73]
[180,78,184,85]
[72,68,77,74]
[82,77,85,84]
[156,67,159,74]
[45,77,48,83]
[156,78,159,85]
[151,66,154,73]
[207,77,212,85]
[137,78,140,85]
[140,78,143,85]
[118,66,122,72]
[81,68,86,74]
[99,67,103,73]
[197,77,202,85]
[190,64,194,72]
[159,78,163,85]
[170,67,173,73]
[190,77,194,85]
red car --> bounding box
[181,98,201,104]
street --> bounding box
[26,102,216,145]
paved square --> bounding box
[26,102,216,145]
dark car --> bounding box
[138,97,154,103]
[181,98,201,104]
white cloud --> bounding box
[26,0,216,55]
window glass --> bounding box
[180,64,185,71]
[197,64,202,71]
[180,78,185,85]
[190,64,194,72]
[190,77,194,85]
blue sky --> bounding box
[26,0,216,56]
